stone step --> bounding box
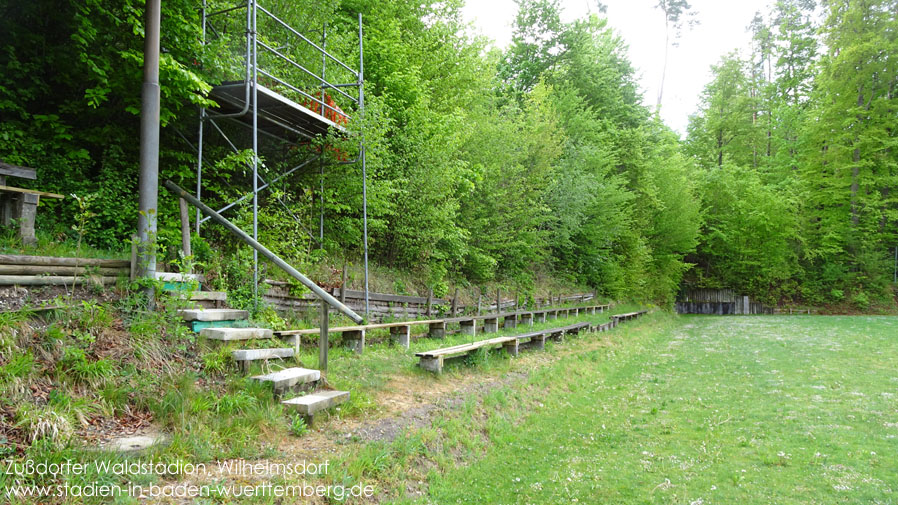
[232,348,294,361]
[190,291,227,302]
[178,308,249,322]
[282,390,349,425]
[200,327,273,341]
[252,367,320,395]
[233,347,294,374]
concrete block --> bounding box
[459,319,477,335]
[344,329,365,354]
[428,321,446,339]
[483,317,499,333]
[390,325,410,348]
[503,339,519,356]
[419,356,443,374]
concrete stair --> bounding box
[232,348,294,374]
[178,308,249,332]
[200,327,273,341]
[252,367,320,396]
[282,390,350,426]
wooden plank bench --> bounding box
[610,310,648,324]
[275,319,445,353]
[0,162,64,245]
[415,321,592,374]
[273,303,610,355]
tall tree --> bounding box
[653,0,698,110]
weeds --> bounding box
[57,347,113,384]
[288,413,308,437]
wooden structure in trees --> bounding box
[0,162,63,245]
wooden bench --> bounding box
[275,319,445,353]
[415,321,591,373]
[610,310,648,327]
[0,162,64,245]
[273,303,610,355]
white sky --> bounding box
[462,0,773,135]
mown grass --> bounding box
[413,314,898,504]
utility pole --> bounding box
[137,0,161,307]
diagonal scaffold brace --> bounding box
[163,179,364,327]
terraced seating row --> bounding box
[416,322,591,374]
[273,304,610,353]
[415,309,650,374]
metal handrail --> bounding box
[257,68,353,122]
[256,40,358,105]
[256,4,360,78]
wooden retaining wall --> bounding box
[675,288,772,315]
[0,254,130,285]
[263,280,594,320]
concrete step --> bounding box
[252,367,320,396]
[282,390,349,426]
[178,308,248,322]
[190,291,227,302]
[200,327,273,341]
[232,348,294,361]
[232,348,294,374]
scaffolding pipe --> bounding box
[251,0,259,310]
[163,180,364,324]
[137,0,161,306]
[359,13,369,317]
[320,23,326,248]
[197,1,207,236]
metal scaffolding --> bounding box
[196,1,370,315]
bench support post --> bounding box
[520,313,533,327]
[459,319,476,335]
[344,329,365,354]
[428,321,446,339]
[503,316,517,330]
[483,317,498,333]
[390,325,410,348]
[419,356,443,374]
[527,335,546,351]
[502,340,519,357]
[15,194,38,245]
[547,310,557,321]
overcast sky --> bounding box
[461,0,773,135]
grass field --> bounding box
[417,314,898,504]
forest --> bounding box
[0,0,896,310]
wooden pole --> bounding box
[451,287,458,316]
[319,300,329,372]
[426,288,432,316]
[496,288,501,313]
[178,197,191,271]
[477,292,482,315]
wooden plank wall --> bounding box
[675,288,773,315]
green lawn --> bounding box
[422,314,898,504]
